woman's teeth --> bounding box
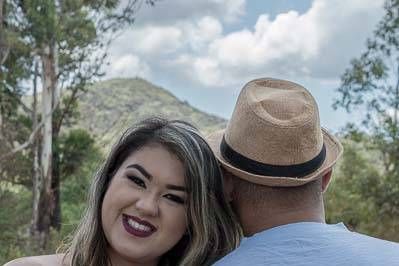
[127,218,151,232]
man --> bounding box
[208,78,399,265]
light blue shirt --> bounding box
[213,222,399,266]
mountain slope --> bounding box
[77,78,227,147]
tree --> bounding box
[334,0,399,235]
[0,0,9,64]
[0,0,34,186]
[0,0,155,249]
[0,128,101,263]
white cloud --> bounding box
[184,16,223,51]
[172,0,385,87]
[108,15,222,60]
[192,57,222,87]
[206,11,320,69]
[108,0,385,89]
[110,26,183,57]
[132,26,183,55]
[135,0,245,25]
[107,15,225,78]
[221,0,246,23]
[107,54,151,79]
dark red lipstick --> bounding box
[122,214,157,238]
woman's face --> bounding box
[101,143,188,265]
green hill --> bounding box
[76,78,227,147]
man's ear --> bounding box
[321,170,333,193]
[222,169,234,202]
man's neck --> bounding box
[240,203,326,236]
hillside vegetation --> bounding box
[1,77,399,265]
[1,77,229,264]
[77,78,226,148]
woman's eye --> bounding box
[127,176,146,188]
[164,194,185,204]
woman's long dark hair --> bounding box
[62,116,242,265]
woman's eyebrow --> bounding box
[126,164,152,180]
[126,164,187,191]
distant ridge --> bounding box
[77,78,227,147]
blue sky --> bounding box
[106,0,385,132]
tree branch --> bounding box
[394,63,399,131]
[54,86,80,135]
[0,0,10,65]
[0,45,9,65]
[0,97,61,162]
[2,81,33,114]
[0,119,44,161]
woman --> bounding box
[6,117,242,266]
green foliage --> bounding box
[326,134,399,241]
[23,0,58,45]
[0,1,33,120]
[0,75,229,262]
[2,0,152,150]
[326,138,380,233]
[332,0,399,240]
[0,185,34,265]
[334,0,398,126]
[0,113,33,187]
[1,0,159,260]
[60,130,102,236]
[78,78,227,148]
[59,129,97,177]
[0,128,101,263]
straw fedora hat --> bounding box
[207,78,343,187]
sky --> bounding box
[104,0,386,132]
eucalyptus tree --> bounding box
[0,0,155,249]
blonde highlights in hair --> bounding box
[61,117,242,265]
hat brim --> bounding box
[207,128,343,187]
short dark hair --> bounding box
[226,170,323,210]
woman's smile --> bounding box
[122,213,157,238]
[101,143,188,263]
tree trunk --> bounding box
[394,64,399,131]
[31,58,42,240]
[0,0,4,144]
[51,133,61,230]
[0,0,9,65]
[1,0,4,137]
[0,0,3,58]
[50,44,61,231]
[32,42,58,250]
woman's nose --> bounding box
[135,193,159,217]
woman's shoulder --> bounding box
[4,254,66,266]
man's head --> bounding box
[223,169,333,235]
[208,78,342,235]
